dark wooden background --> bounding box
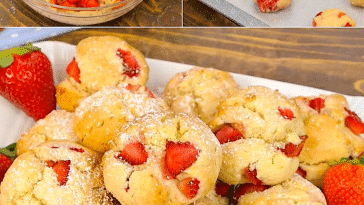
[44,28,364,96]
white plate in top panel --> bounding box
[0,41,363,147]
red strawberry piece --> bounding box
[0,154,12,183]
[256,0,278,12]
[215,180,232,197]
[125,84,155,98]
[66,58,81,83]
[278,107,295,120]
[309,97,325,113]
[214,124,244,144]
[338,12,345,18]
[243,167,263,185]
[344,108,364,135]
[59,1,77,7]
[77,0,89,7]
[312,20,317,27]
[67,0,80,4]
[279,135,308,157]
[315,12,323,17]
[46,160,71,186]
[115,142,148,166]
[50,0,58,4]
[178,177,200,199]
[0,44,56,121]
[345,23,353,27]
[69,147,84,153]
[164,141,199,178]
[85,0,99,7]
[323,162,364,205]
[233,183,270,203]
[296,167,307,178]
[116,49,140,78]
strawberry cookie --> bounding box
[293,94,364,187]
[102,111,222,205]
[74,84,168,153]
[312,8,356,27]
[209,86,306,185]
[56,36,149,112]
[350,0,364,7]
[253,0,291,13]
[234,174,327,205]
[191,180,231,205]
[0,141,113,205]
[163,67,239,124]
[16,110,78,156]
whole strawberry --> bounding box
[323,157,364,205]
[0,43,56,121]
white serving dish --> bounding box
[0,41,363,147]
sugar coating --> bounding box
[253,0,291,12]
[74,85,168,153]
[102,111,222,205]
[219,138,299,185]
[163,67,240,124]
[56,36,149,112]
[16,110,78,156]
[238,174,327,205]
[312,8,356,27]
[293,94,364,187]
[1,141,113,205]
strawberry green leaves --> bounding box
[0,143,16,160]
[0,43,40,68]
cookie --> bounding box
[350,0,364,7]
[102,111,222,205]
[312,8,356,27]
[293,94,364,187]
[235,174,327,205]
[209,86,306,186]
[190,180,230,205]
[253,0,291,13]
[56,36,149,112]
[16,110,78,156]
[0,141,113,205]
[163,67,240,124]
[74,84,168,153]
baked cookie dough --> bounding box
[163,67,240,124]
[74,84,167,153]
[209,86,306,186]
[191,180,230,205]
[312,8,356,27]
[253,0,291,13]
[293,94,364,187]
[1,141,113,205]
[235,174,327,205]
[16,110,78,156]
[56,36,149,112]
[350,0,364,7]
[102,111,222,205]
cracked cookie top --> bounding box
[0,140,113,205]
[102,111,222,205]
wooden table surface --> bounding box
[0,0,181,26]
[44,28,364,96]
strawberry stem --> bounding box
[0,43,40,68]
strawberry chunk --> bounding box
[309,98,325,113]
[315,12,323,17]
[278,107,295,120]
[178,178,200,199]
[115,142,148,166]
[344,108,364,135]
[215,180,232,197]
[233,184,270,203]
[116,49,140,78]
[46,160,71,186]
[214,124,244,144]
[0,154,12,183]
[279,135,308,157]
[338,12,345,18]
[296,167,307,178]
[256,0,278,12]
[86,0,99,7]
[125,84,155,98]
[66,58,81,83]
[243,167,263,185]
[345,23,353,27]
[312,20,317,27]
[69,147,84,153]
[59,1,77,7]
[164,141,199,178]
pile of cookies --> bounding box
[1,36,363,205]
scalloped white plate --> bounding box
[1,41,363,147]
